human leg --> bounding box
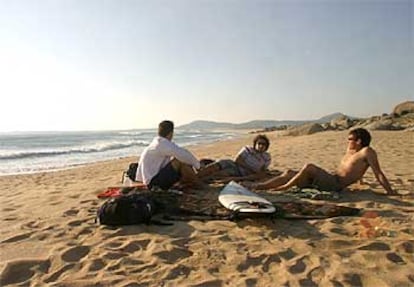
[197,159,240,180]
[196,162,222,179]
[274,163,334,191]
[250,169,297,189]
[169,158,204,189]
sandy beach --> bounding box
[1,130,413,286]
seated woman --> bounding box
[197,134,272,182]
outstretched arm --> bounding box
[366,148,397,195]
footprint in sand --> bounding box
[63,208,80,217]
[78,226,94,236]
[103,251,128,260]
[32,233,49,241]
[49,200,63,206]
[299,278,318,287]
[44,263,75,283]
[237,254,267,272]
[119,257,144,266]
[2,207,15,212]
[386,252,405,264]
[244,278,258,286]
[24,220,45,229]
[171,238,190,247]
[288,257,306,274]
[80,199,95,204]
[61,245,90,262]
[54,231,67,238]
[358,242,390,251]
[68,219,85,227]
[399,241,414,253]
[262,254,282,272]
[0,259,50,286]
[164,264,192,280]
[105,240,124,249]
[308,265,327,283]
[3,216,19,221]
[86,259,106,272]
[154,247,193,264]
[121,240,148,253]
[278,248,297,260]
[330,279,345,287]
[344,273,363,287]
[1,232,34,243]
[190,279,223,287]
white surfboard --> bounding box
[219,181,275,213]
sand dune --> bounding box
[1,130,413,286]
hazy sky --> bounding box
[0,0,412,131]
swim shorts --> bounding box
[300,165,342,192]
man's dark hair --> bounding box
[158,120,174,138]
[253,134,270,151]
[349,128,371,147]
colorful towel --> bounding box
[273,201,360,219]
[97,188,122,198]
[283,187,341,200]
[97,184,148,199]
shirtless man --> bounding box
[247,128,396,195]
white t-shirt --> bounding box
[135,136,200,184]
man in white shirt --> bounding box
[136,120,201,190]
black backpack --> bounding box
[97,193,155,226]
[126,162,138,181]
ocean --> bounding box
[0,129,241,175]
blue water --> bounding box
[0,129,240,175]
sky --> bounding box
[0,0,412,131]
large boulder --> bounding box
[363,119,404,131]
[284,123,325,136]
[330,115,353,130]
[393,101,414,116]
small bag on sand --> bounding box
[97,193,154,226]
[126,162,138,181]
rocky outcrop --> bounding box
[284,123,325,136]
[253,100,414,135]
[393,101,414,116]
[363,119,404,131]
[330,115,354,130]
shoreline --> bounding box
[0,130,249,177]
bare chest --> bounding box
[340,152,368,171]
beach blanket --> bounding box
[282,187,341,200]
[97,186,359,221]
[272,201,360,219]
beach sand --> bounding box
[1,130,413,286]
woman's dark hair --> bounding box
[158,120,174,137]
[349,128,371,147]
[253,134,270,151]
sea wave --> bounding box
[0,140,149,160]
